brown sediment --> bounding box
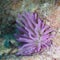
[46,6,60,30]
[56,0,60,6]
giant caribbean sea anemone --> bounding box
[15,12,54,56]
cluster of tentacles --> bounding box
[15,12,54,56]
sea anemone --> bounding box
[15,12,54,56]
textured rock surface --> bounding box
[0,0,60,60]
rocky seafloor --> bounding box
[0,0,60,60]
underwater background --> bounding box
[0,0,60,60]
